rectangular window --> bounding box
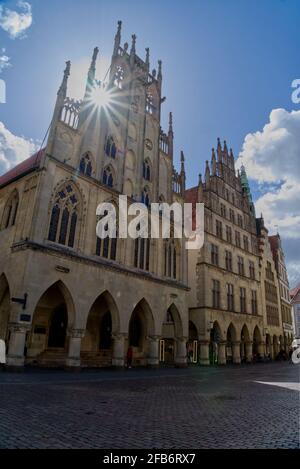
[251,290,257,315]
[243,235,249,252]
[220,203,226,218]
[240,287,246,313]
[216,220,223,239]
[238,256,244,276]
[235,231,241,248]
[229,209,235,223]
[211,244,219,266]
[237,214,243,228]
[227,283,234,311]
[225,250,233,271]
[212,280,220,309]
[249,261,255,280]
[226,225,232,243]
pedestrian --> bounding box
[127,346,133,369]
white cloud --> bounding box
[0,1,33,39]
[0,48,11,73]
[237,108,300,288]
[0,121,38,174]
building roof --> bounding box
[0,150,43,189]
[290,282,300,299]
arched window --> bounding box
[105,136,117,158]
[95,208,118,261]
[134,237,150,271]
[143,159,151,181]
[1,190,19,230]
[141,187,150,207]
[103,167,114,187]
[146,92,154,114]
[103,166,114,188]
[113,66,124,89]
[79,153,93,177]
[164,240,178,280]
[47,183,80,248]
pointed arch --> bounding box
[47,180,82,248]
[103,165,115,188]
[227,322,237,342]
[240,324,250,342]
[166,303,184,338]
[1,189,19,230]
[129,298,155,350]
[84,289,120,335]
[0,273,11,341]
[79,151,94,177]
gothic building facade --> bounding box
[0,22,189,369]
[0,22,293,369]
[186,142,265,365]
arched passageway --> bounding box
[240,325,251,363]
[81,291,118,367]
[252,326,263,360]
[226,323,237,364]
[0,274,10,345]
[128,299,154,367]
[209,321,222,365]
[160,304,184,366]
[27,281,74,366]
[187,320,198,364]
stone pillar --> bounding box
[245,341,253,363]
[175,337,188,367]
[199,340,210,365]
[112,333,126,367]
[218,341,226,365]
[66,329,85,369]
[147,336,160,367]
[232,341,241,364]
[7,323,28,368]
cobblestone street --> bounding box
[0,363,299,449]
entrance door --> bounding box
[48,305,67,348]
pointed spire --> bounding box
[145,48,150,69]
[198,173,203,186]
[113,20,122,57]
[180,151,185,173]
[223,140,228,155]
[198,173,203,201]
[205,160,210,185]
[58,60,71,96]
[130,34,136,66]
[217,137,222,161]
[229,148,234,170]
[168,112,173,134]
[168,112,173,159]
[88,47,99,82]
[157,60,162,83]
[211,148,216,175]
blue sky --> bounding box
[0,0,300,285]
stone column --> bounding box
[199,340,210,366]
[7,323,29,368]
[218,341,226,365]
[245,341,253,363]
[232,341,241,364]
[66,329,85,369]
[175,337,188,367]
[112,333,127,367]
[147,336,160,367]
[269,341,274,360]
